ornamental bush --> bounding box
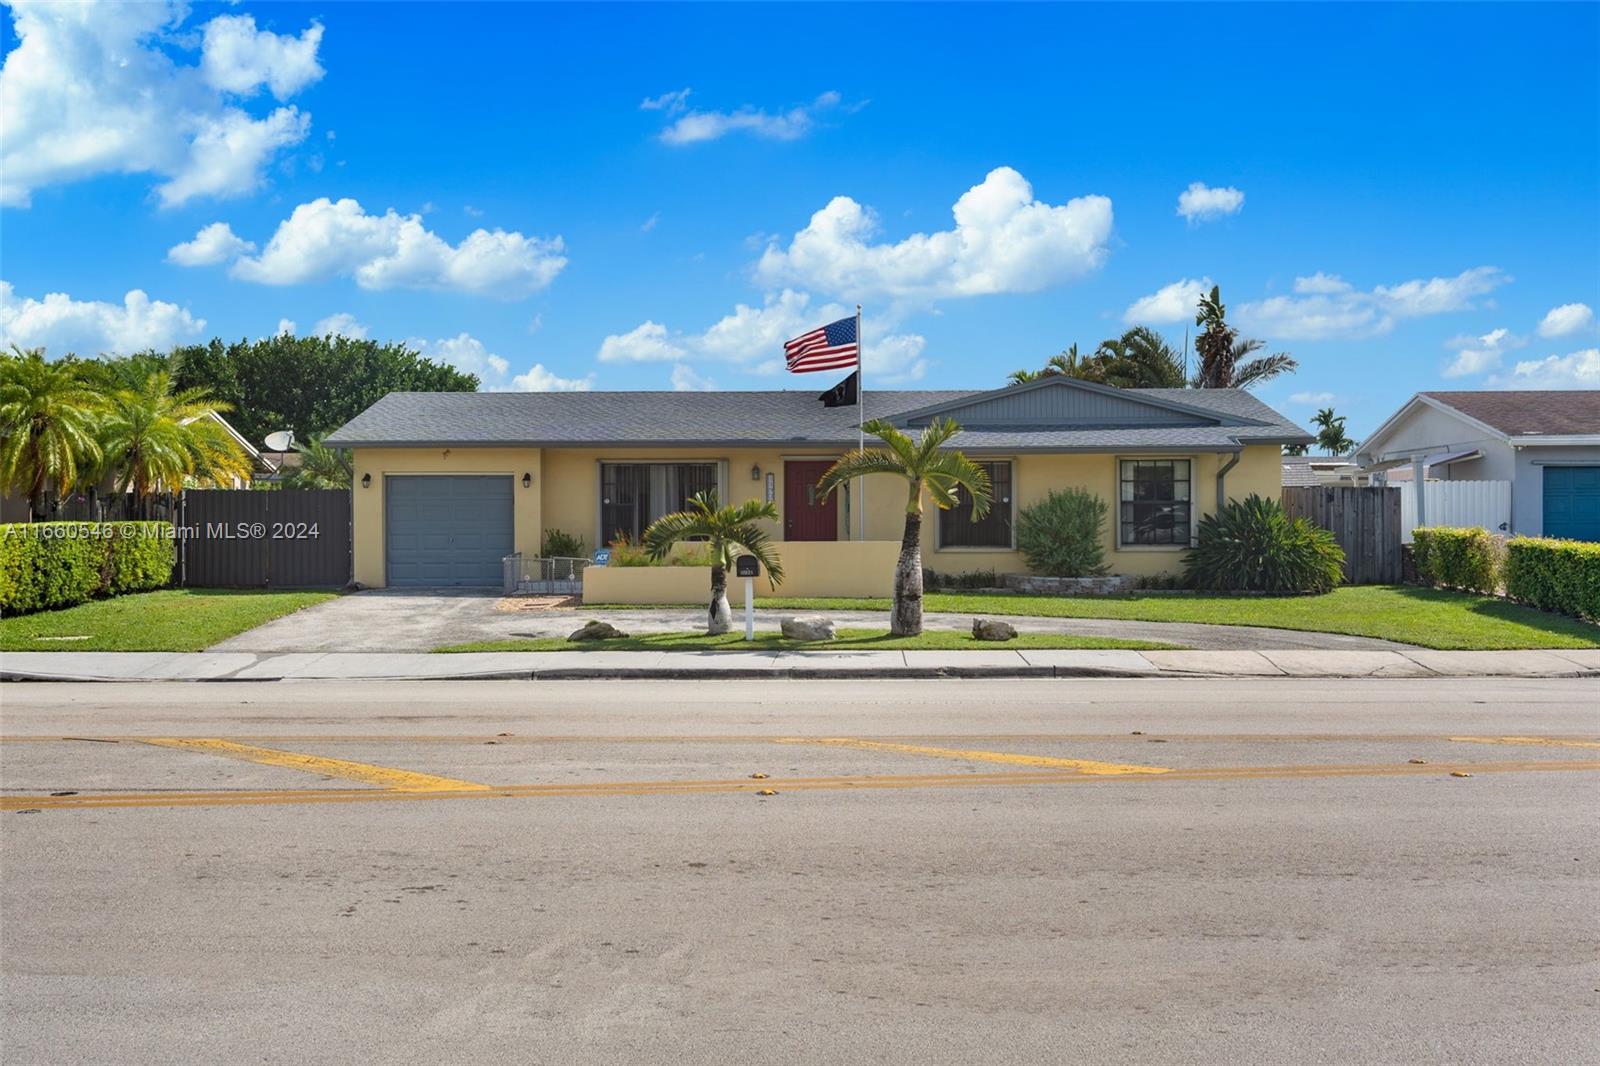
[1410,527,1500,595]
[1016,489,1108,578]
[1183,494,1345,594]
[1503,537,1600,622]
[0,522,174,614]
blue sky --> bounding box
[2,1,1596,439]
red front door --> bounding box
[784,460,838,541]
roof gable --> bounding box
[890,376,1256,429]
[1422,390,1600,437]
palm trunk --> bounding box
[890,512,924,636]
[707,565,732,635]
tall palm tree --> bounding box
[816,418,991,636]
[1008,343,1098,385]
[0,346,104,519]
[1310,407,1356,455]
[281,439,353,489]
[1092,327,1188,388]
[97,371,253,513]
[644,491,785,635]
[1192,285,1298,390]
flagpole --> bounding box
[856,303,865,541]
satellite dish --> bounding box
[264,430,295,452]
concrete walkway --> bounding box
[4,648,1597,682]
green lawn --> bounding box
[0,589,339,652]
[437,628,1175,654]
[725,586,1598,651]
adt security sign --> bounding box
[735,555,760,640]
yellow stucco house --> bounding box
[323,377,1311,600]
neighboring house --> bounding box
[1354,391,1600,540]
[323,377,1312,589]
[1282,455,1366,487]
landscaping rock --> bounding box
[568,620,629,642]
[1003,574,1135,597]
[780,615,836,641]
[971,618,1018,641]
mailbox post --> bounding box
[734,554,760,641]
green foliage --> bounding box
[1,522,174,614]
[1016,489,1109,577]
[1183,494,1345,593]
[1310,406,1357,455]
[1410,527,1500,595]
[1008,330,1185,389]
[96,371,252,499]
[0,346,104,515]
[925,568,1000,591]
[643,492,784,582]
[281,439,353,489]
[1503,537,1600,622]
[1192,285,1298,390]
[539,528,587,558]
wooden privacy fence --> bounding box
[1282,485,1403,585]
[178,489,351,588]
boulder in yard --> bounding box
[780,615,836,641]
[568,619,629,642]
[971,618,1018,641]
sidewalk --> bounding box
[3,648,1597,682]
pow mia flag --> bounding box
[818,370,859,408]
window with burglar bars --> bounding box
[599,462,718,545]
[1119,459,1191,546]
[940,461,1013,548]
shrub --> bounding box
[1504,537,1600,622]
[925,568,1000,591]
[606,534,713,568]
[1183,494,1345,593]
[0,522,174,614]
[1411,527,1500,594]
[1016,489,1108,578]
[540,528,586,558]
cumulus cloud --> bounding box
[671,365,716,391]
[166,222,255,266]
[1124,277,1213,324]
[1288,391,1337,405]
[312,312,368,340]
[1176,182,1245,223]
[182,198,566,298]
[275,318,296,336]
[597,321,686,364]
[408,332,592,392]
[0,281,205,356]
[1442,327,1524,378]
[1537,302,1595,339]
[1236,267,1510,340]
[755,167,1113,304]
[1488,348,1600,390]
[655,90,847,146]
[0,1,321,208]
[511,364,594,392]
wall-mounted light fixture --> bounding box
[522,472,533,489]
[750,463,761,481]
[360,473,372,489]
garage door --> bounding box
[385,476,514,586]
[1543,466,1600,542]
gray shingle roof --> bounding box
[324,384,1311,451]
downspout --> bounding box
[1216,449,1241,509]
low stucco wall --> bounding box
[583,540,901,603]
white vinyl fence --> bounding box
[1399,480,1511,543]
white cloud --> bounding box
[1124,277,1213,324]
[312,312,368,340]
[671,365,715,391]
[407,332,592,392]
[218,198,566,298]
[1237,267,1511,340]
[166,222,256,266]
[1537,302,1595,339]
[1442,327,1524,378]
[755,167,1113,303]
[1288,391,1337,405]
[200,14,324,98]
[511,363,594,392]
[640,88,692,113]
[657,91,845,146]
[0,1,321,208]
[597,321,686,363]
[1176,182,1245,223]
[275,318,296,336]
[1488,348,1600,389]
[0,281,205,356]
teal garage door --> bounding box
[385,476,514,586]
[1542,466,1600,542]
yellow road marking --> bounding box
[5,760,1599,812]
[139,738,490,792]
[1451,736,1600,750]
[775,736,1171,775]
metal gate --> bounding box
[179,489,352,588]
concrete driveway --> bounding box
[210,588,1414,653]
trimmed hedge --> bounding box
[1410,527,1499,595]
[0,522,175,615]
[1504,537,1600,622]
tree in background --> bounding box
[1283,442,1310,457]
[96,371,252,513]
[1009,343,1093,385]
[643,491,785,635]
[280,438,353,489]
[1008,329,1185,389]
[0,346,103,519]
[1192,286,1297,390]
[1310,407,1357,455]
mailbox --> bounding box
[734,554,760,578]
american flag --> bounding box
[784,315,859,373]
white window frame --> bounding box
[1115,456,1196,551]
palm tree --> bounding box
[97,371,253,513]
[1310,407,1357,455]
[1092,327,1187,388]
[644,491,785,635]
[0,346,104,519]
[816,417,991,636]
[1008,343,1099,385]
[281,439,352,489]
[1283,442,1310,457]
[1192,285,1298,390]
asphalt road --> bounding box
[3,677,1598,1065]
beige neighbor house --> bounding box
[323,377,1312,601]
